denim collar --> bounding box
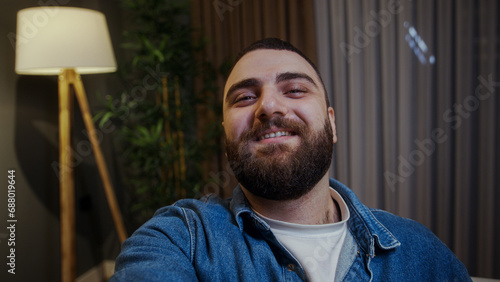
[229,178,401,256]
[329,178,401,256]
[229,184,262,231]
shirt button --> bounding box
[286,264,295,271]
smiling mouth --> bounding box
[258,130,294,141]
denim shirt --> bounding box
[111,178,471,281]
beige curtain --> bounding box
[190,0,318,197]
[314,0,499,279]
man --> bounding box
[111,38,470,281]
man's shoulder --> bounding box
[153,193,230,213]
[370,208,428,230]
[366,208,471,279]
[368,208,462,261]
[149,194,234,226]
[369,208,441,244]
[329,177,440,244]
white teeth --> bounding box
[259,131,291,140]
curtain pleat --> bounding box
[363,0,384,209]
[395,0,417,219]
[329,0,351,186]
[435,0,455,247]
[454,0,477,271]
[378,0,398,213]
[346,0,368,203]
[315,0,499,278]
[477,1,497,276]
[414,0,435,228]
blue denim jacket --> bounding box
[111,178,471,281]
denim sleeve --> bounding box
[110,205,198,281]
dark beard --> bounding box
[225,116,333,201]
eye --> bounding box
[287,89,305,93]
[284,88,307,98]
[233,93,257,106]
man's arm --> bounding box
[110,206,198,281]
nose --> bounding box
[255,87,288,121]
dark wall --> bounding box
[0,0,125,281]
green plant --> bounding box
[95,0,221,227]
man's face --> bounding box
[222,49,337,200]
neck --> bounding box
[242,176,340,225]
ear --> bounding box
[328,107,337,144]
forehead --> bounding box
[223,49,320,97]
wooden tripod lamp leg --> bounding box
[59,69,76,282]
[71,70,128,243]
[58,69,128,282]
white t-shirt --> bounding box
[255,188,350,281]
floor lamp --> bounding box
[15,7,127,282]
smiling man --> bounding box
[110,38,470,281]
[223,47,337,218]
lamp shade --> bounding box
[15,7,116,75]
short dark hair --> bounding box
[230,38,330,107]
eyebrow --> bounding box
[276,72,319,89]
[224,72,319,104]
